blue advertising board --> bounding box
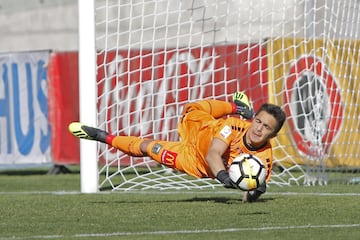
[0,51,51,166]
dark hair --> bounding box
[255,103,286,134]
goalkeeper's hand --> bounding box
[216,170,239,189]
[242,182,267,203]
[232,91,254,119]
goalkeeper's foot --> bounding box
[68,122,109,143]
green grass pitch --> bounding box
[0,167,359,240]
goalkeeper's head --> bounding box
[256,103,286,135]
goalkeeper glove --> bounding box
[244,182,267,203]
[231,91,254,119]
[216,170,238,189]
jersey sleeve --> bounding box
[182,100,234,118]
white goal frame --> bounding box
[78,0,360,192]
[78,0,98,193]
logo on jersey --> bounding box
[151,143,163,154]
[283,56,343,157]
[220,125,232,139]
[161,150,177,167]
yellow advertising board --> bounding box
[268,38,360,168]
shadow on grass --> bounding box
[184,196,274,204]
[0,165,80,176]
[91,196,274,205]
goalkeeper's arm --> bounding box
[206,138,238,189]
[180,91,253,120]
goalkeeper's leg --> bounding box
[69,122,201,177]
[69,122,149,157]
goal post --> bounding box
[79,0,360,191]
[78,0,98,193]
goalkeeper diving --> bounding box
[69,92,286,203]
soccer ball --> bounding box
[229,153,266,191]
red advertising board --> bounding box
[97,45,267,126]
[48,52,80,164]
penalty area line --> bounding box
[1,224,359,239]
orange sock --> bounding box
[110,136,145,157]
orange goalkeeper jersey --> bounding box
[166,100,273,181]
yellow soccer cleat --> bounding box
[68,122,94,140]
[68,122,109,143]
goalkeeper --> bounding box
[69,92,286,203]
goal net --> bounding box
[92,0,360,190]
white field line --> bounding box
[0,224,359,239]
[0,190,360,196]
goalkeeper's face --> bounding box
[246,111,278,148]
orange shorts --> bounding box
[146,110,215,178]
